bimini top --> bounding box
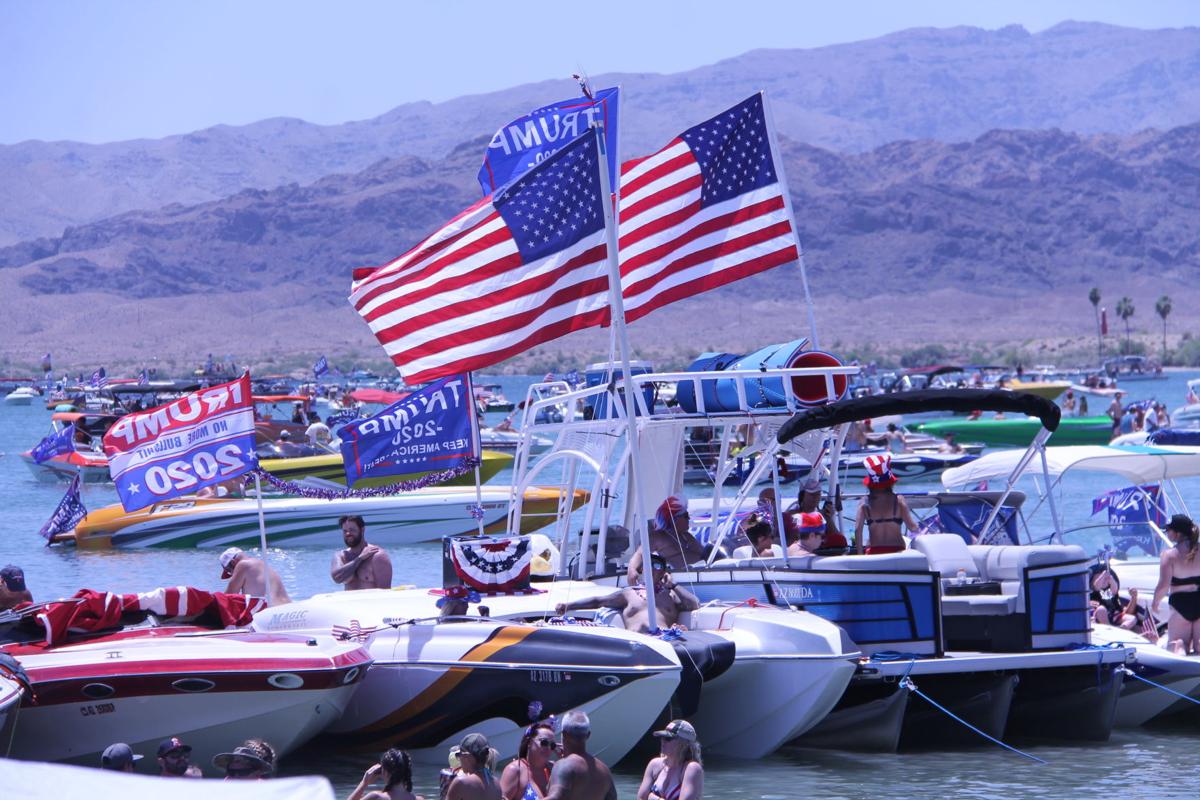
[777,389,1061,444]
[941,444,1200,488]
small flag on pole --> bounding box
[38,474,88,541]
[31,423,77,464]
[137,369,149,386]
[90,367,108,389]
[313,355,329,379]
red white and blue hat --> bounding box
[796,512,826,535]
[862,454,897,488]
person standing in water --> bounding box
[854,454,918,555]
[1153,514,1200,655]
[220,548,291,606]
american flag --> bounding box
[331,619,378,642]
[350,128,610,384]
[616,93,799,323]
[90,367,108,390]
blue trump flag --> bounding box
[479,86,619,195]
[339,374,476,487]
[31,423,77,464]
[39,474,87,541]
[313,355,329,379]
[1093,484,1165,556]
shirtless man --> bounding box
[544,711,616,800]
[0,565,33,610]
[556,553,700,634]
[331,515,393,590]
[220,547,291,606]
[447,733,501,800]
[627,497,706,580]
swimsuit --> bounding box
[1169,575,1200,622]
[864,498,905,555]
[652,766,682,800]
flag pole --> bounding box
[252,471,270,562]
[466,372,487,537]
[760,91,819,348]
[592,123,659,628]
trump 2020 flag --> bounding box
[313,355,329,379]
[31,423,76,464]
[350,128,611,384]
[1093,484,1165,556]
[616,93,800,323]
[38,474,87,541]
[103,374,256,512]
[479,87,619,195]
[339,374,476,487]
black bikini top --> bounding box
[865,497,903,527]
[1171,575,1200,587]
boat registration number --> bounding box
[530,669,568,683]
[80,703,115,717]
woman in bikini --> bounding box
[637,719,703,800]
[854,454,918,555]
[500,723,555,800]
[1153,514,1200,655]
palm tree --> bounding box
[1116,296,1135,353]
[1156,295,1173,361]
[1089,287,1102,359]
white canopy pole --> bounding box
[977,427,1052,542]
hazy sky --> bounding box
[2,0,1197,144]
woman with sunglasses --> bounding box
[637,720,702,800]
[212,738,276,780]
[500,723,556,799]
[350,748,423,800]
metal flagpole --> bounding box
[761,91,819,348]
[592,122,659,627]
[466,372,487,537]
[252,471,270,560]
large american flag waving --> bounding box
[617,93,798,323]
[350,94,799,382]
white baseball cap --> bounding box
[219,547,244,579]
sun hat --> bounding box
[212,745,271,772]
[801,474,822,493]
[219,547,244,579]
[862,453,897,488]
[436,584,481,608]
[653,719,697,743]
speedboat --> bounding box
[0,654,27,753]
[0,588,372,771]
[251,589,682,764]
[479,426,554,454]
[1091,623,1200,726]
[20,412,118,483]
[914,414,1113,446]
[258,448,514,487]
[52,484,586,549]
[3,386,38,405]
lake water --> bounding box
[3,371,1200,797]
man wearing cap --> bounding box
[0,565,32,610]
[157,736,202,778]
[221,547,291,606]
[545,710,616,800]
[626,497,707,582]
[798,477,848,551]
[447,732,501,800]
[556,552,699,634]
[331,514,393,590]
[100,742,143,772]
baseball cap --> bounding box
[219,547,243,579]
[101,742,143,770]
[157,736,192,758]
[0,565,25,592]
[455,732,490,761]
[653,719,697,743]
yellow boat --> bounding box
[1008,379,1071,402]
[259,449,512,487]
[57,485,584,549]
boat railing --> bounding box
[1056,520,1167,559]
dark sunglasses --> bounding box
[535,738,556,748]
[225,765,259,777]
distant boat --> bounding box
[915,415,1113,447]
[3,386,38,405]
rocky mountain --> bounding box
[1,21,1198,244]
[2,122,1196,370]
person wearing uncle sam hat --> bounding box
[640,719,704,800]
[854,453,918,556]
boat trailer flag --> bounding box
[31,423,76,464]
[338,374,477,487]
[478,86,619,194]
[103,374,256,512]
[1092,484,1165,556]
[38,473,87,541]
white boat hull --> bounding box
[1093,623,1200,726]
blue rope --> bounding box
[1069,641,1124,687]
[901,676,1047,765]
[1122,667,1200,706]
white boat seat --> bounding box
[814,552,931,572]
[983,544,1088,581]
[705,555,815,569]
[911,534,980,579]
